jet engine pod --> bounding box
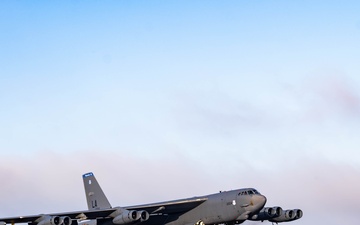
[137,211,149,222]
[59,217,72,225]
[284,210,296,220]
[0,221,6,225]
[37,216,61,225]
[271,207,283,217]
[262,207,281,217]
[294,209,303,219]
[113,210,139,225]
[249,207,273,221]
[269,209,303,223]
[263,207,273,217]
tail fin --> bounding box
[83,172,112,210]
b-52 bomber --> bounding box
[0,172,302,225]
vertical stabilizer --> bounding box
[83,172,112,210]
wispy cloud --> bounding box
[315,75,360,115]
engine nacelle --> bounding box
[59,217,72,225]
[37,216,61,225]
[270,209,303,223]
[269,210,295,222]
[0,221,6,225]
[271,206,283,217]
[294,209,303,219]
[137,211,149,222]
[249,207,283,221]
[284,210,296,220]
[112,210,138,224]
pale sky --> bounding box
[1,1,360,225]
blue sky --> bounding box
[1,1,360,225]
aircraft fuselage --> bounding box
[130,189,267,225]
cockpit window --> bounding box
[238,189,260,196]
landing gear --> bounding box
[195,220,205,225]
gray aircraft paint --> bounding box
[83,172,112,210]
[160,190,266,225]
[0,172,302,225]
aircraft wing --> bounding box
[0,209,117,224]
[126,197,208,214]
[0,198,207,224]
[0,215,41,224]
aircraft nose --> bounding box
[252,194,267,209]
